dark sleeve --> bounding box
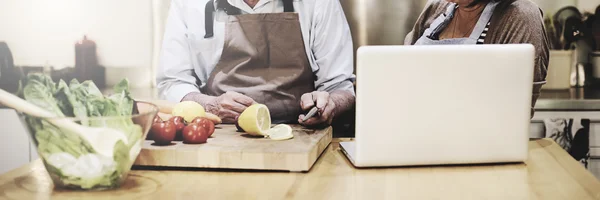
[486,0,550,117]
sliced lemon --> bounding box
[266,124,294,140]
[172,101,206,123]
[238,104,271,136]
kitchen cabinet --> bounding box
[0,109,35,174]
[533,88,600,179]
[531,111,600,179]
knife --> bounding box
[302,107,319,122]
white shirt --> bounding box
[156,0,356,102]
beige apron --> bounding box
[202,1,314,123]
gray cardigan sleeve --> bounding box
[485,0,549,117]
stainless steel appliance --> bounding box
[339,0,429,70]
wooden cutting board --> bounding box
[133,125,332,172]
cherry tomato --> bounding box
[169,116,186,141]
[183,123,209,144]
[191,117,215,137]
[234,116,244,132]
[151,121,176,145]
[148,115,164,140]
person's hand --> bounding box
[298,91,336,127]
[205,91,256,123]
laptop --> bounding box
[341,44,534,167]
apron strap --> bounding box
[283,0,294,12]
[476,21,491,44]
[204,0,216,38]
[204,0,294,38]
[217,0,242,15]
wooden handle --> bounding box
[0,89,84,134]
[0,89,56,118]
[140,99,176,114]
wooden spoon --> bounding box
[0,89,128,158]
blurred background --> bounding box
[0,0,598,93]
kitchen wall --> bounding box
[0,0,154,88]
[576,0,600,13]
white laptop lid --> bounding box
[354,44,534,167]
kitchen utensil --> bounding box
[545,50,573,90]
[554,6,597,84]
[0,89,130,158]
[134,125,332,172]
[302,106,319,122]
[554,6,585,49]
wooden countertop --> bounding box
[1,138,599,200]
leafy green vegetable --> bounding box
[109,79,134,116]
[21,73,144,190]
[54,80,74,117]
[55,80,88,118]
[113,140,130,176]
[21,74,64,117]
[69,79,105,118]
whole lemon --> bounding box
[172,101,206,123]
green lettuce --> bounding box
[55,80,88,118]
[21,74,64,117]
[21,73,143,189]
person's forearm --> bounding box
[330,90,355,117]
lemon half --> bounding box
[238,104,271,136]
[266,124,294,140]
[172,101,206,122]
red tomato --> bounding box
[183,123,209,144]
[151,121,176,145]
[148,115,164,140]
[169,116,186,141]
[191,117,215,137]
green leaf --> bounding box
[112,79,129,94]
[22,74,64,117]
[113,140,130,174]
[84,97,103,118]
[108,79,134,116]
[55,80,74,117]
[69,79,102,101]
[81,80,103,99]
[31,118,95,158]
[69,79,80,86]
[55,80,88,118]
